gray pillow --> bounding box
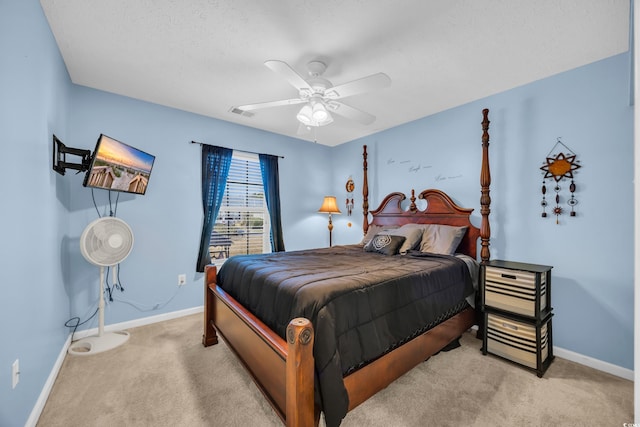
[364,234,406,256]
[385,225,424,254]
[419,224,468,255]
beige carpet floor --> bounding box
[37,313,633,427]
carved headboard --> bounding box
[367,189,480,260]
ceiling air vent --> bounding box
[229,107,254,118]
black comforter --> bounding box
[217,245,474,427]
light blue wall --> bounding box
[332,52,634,370]
[0,1,73,426]
[1,1,633,426]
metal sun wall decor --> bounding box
[539,138,582,224]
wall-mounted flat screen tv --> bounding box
[83,134,155,195]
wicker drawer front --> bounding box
[486,313,549,369]
[484,266,547,316]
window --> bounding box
[210,152,271,262]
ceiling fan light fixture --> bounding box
[296,104,313,124]
[317,112,333,126]
[312,102,329,121]
[297,103,333,127]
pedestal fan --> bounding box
[68,216,134,356]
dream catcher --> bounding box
[539,138,581,224]
[345,177,355,216]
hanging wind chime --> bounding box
[345,177,355,216]
[539,137,581,224]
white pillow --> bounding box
[418,224,468,255]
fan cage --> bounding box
[80,217,134,267]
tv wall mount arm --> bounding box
[52,134,92,176]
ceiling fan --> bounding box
[234,60,391,128]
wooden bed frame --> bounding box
[202,109,492,426]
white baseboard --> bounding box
[72,305,204,340]
[25,334,72,427]
[26,306,204,427]
[469,325,632,381]
[553,345,634,381]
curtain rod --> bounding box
[190,140,284,159]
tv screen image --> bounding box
[83,134,155,195]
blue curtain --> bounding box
[196,145,233,272]
[259,154,285,252]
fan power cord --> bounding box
[104,265,126,302]
[91,188,101,218]
[90,188,120,218]
[65,307,99,343]
[108,190,120,217]
[113,286,182,312]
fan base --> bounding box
[68,331,130,356]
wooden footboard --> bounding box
[202,265,318,426]
[203,265,475,426]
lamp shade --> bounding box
[312,102,329,121]
[296,105,313,124]
[318,196,342,214]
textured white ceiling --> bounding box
[40,0,629,146]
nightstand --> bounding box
[481,260,555,377]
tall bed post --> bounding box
[362,144,369,236]
[480,108,491,262]
[202,265,218,346]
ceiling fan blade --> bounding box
[327,101,376,125]
[325,73,391,99]
[264,60,313,92]
[235,98,306,111]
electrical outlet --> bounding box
[178,274,187,286]
[12,359,19,389]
